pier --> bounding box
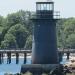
[0,48,74,64]
[0,49,31,64]
[0,48,74,54]
[0,49,31,53]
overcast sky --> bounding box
[0,0,74,18]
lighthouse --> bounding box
[32,0,59,64]
[21,1,61,74]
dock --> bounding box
[0,48,74,64]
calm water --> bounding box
[0,58,31,75]
[0,56,68,75]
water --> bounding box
[60,55,69,64]
[0,56,68,75]
[0,58,31,75]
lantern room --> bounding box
[36,1,54,11]
[36,1,55,19]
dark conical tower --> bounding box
[21,1,61,74]
[32,0,59,64]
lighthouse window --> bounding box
[41,4,43,10]
[41,4,47,10]
[50,4,53,10]
[47,4,50,10]
[37,4,41,10]
[43,4,47,10]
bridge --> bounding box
[0,49,32,53]
[0,49,32,64]
[0,48,74,64]
[0,48,74,53]
[58,49,75,53]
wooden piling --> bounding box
[1,53,4,64]
[66,52,70,60]
[0,53,2,64]
[7,52,11,64]
[16,53,19,64]
[58,52,63,62]
[24,53,27,64]
[0,49,31,64]
[9,52,11,64]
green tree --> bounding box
[25,35,32,50]
[57,18,75,49]
[1,34,17,49]
[0,16,6,46]
[56,19,66,48]
[63,18,75,48]
[6,10,32,33]
[66,34,75,49]
[7,24,29,48]
[1,10,32,45]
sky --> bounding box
[0,0,75,18]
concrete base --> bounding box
[21,64,63,74]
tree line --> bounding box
[0,10,32,49]
[0,10,75,49]
[57,18,75,49]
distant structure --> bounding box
[21,1,62,74]
[32,0,59,64]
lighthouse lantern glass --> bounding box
[37,3,53,11]
[43,4,47,10]
[50,3,53,10]
[47,4,50,10]
[37,4,41,10]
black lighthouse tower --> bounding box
[21,1,62,74]
[32,1,59,64]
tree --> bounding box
[1,34,17,49]
[25,35,32,50]
[66,34,75,49]
[1,10,33,45]
[7,24,29,48]
[63,18,75,48]
[57,18,75,49]
[6,10,32,33]
[56,19,66,48]
[0,16,6,46]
